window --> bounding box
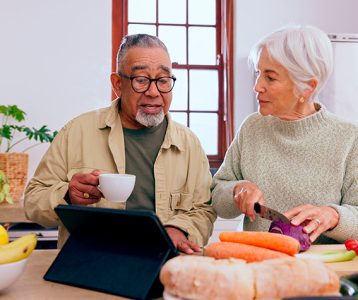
[112,0,234,167]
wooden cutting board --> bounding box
[307,244,358,277]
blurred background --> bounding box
[1,0,358,176]
[1,0,358,241]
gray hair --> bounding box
[116,34,169,72]
[248,25,333,102]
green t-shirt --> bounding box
[123,118,167,211]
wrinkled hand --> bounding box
[285,204,339,242]
[233,182,265,222]
[68,170,103,205]
[165,226,201,254]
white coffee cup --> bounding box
[98,173,136,202]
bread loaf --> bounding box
[160,256,254,300]
[160,256,340,300]
[251,257,340,299]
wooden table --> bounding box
[0,250,127,299]
[0,200,30,223]
[1,245,357,299]
[307,244,358,277]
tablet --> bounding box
[44,205,178,300]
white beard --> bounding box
[135,108,165,127]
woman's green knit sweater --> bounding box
[212,105,358,244]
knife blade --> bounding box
[254,203,290,224]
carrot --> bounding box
[219,231,300,256]
[205,241,290,262]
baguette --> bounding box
[160,255,254,300]
[251,257,340,299]
[160,256,340,300]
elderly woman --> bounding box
[212,25,358,244]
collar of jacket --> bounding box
[96,98,184,152]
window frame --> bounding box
[112,0,234,167]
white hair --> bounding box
[135,108,164,128]
[248,25,333,102]
[116,34,169,72]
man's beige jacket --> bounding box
[24,99,216,247]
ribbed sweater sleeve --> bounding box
[211,106,358,244]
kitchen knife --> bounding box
[254,203,290,224]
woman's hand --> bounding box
[285,204,339,242]
[165,226,201,254]
[68,170,103,205]
[233,182,265,222]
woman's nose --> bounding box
[254,76,265,93]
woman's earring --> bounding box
[299,97,305,103]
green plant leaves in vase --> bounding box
[0,104,58,204]
[0,104,58,152]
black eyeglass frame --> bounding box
[118,72,176,93]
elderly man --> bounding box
[24,34,216,253]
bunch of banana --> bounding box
[0,229,37,264]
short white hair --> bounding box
[249,25,333,102]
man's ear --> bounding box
[303,79,318,98]
[110,73,122,98]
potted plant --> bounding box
[0,105,58,203]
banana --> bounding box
[0,224,9,245]
[0,233,37,264]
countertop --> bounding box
[303,244,358,277]
[0,250,125,300]
[1,245,357,299]
[0,200,30,223]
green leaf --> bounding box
[8,105,26,121]
[0,125,12,139]
[2,183,10,194]
[0,105,25,120]
[22,125,55,143]
[0,105,7,115]
[5,194,14,204]
[11,125,25,131]
[0,171,12,204]
[0,105,12,116]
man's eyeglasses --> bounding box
[118,72,176,93]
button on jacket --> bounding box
[24,99,216,247]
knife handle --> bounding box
[254,203,261,214]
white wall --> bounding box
[0,0,112,178]
[234,0,358,130]
[2,0,358,180]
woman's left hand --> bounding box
[285,204,339,242]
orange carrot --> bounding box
[219,231,300,256]
[205,241,290,262]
